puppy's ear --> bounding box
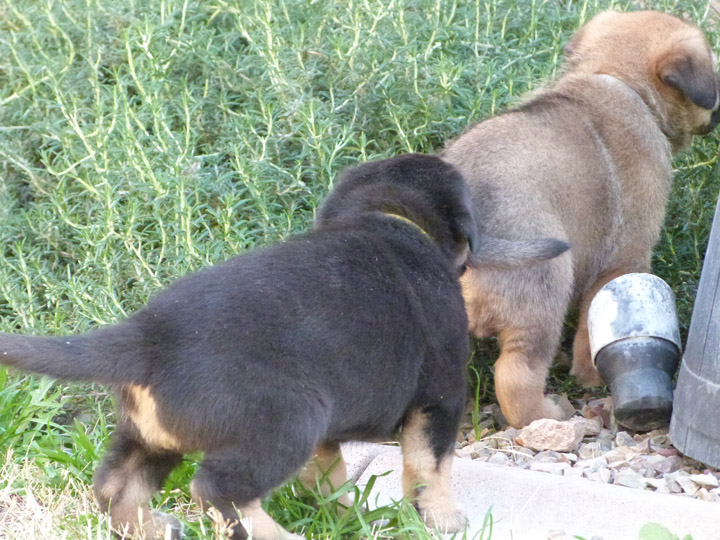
[658,52,718,110]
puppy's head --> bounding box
[317,154,477,268]
[564,10,719,150]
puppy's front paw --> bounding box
[417,498,467,533]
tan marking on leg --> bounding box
[237,499,304,540]
[401,411,466,533]
[298,442,352,508]
[98,462,171,539]
[123,384,183,452]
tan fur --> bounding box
[96,450,180,539]
[443,10,719,427]
[297,442,352,508]
[236,500,304,540]
[401,411,466,533]
[122,384,183,452]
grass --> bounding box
[0,0,719,537]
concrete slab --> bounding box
[341,443,720,540]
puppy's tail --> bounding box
[0,323,146,384]
[468,236,570,268]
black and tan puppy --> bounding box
[443,10,720,428]
[0,154,567,539]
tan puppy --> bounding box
[443,10,720,428]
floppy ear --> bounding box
[658,52,718,110]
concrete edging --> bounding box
[341,442,720,540]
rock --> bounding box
[493,428,520,449]
[507,446,535,465]
[573,456,608,472]
[596,428,614,446]
[628,456,649,473]
[664,473,684,494]
[570,416,603,438]
[470,444,495,461]
[645,478,667,490]
[614,472,645,489]
[584,468,612,484]
[529,461,570,475]
[516,419,585,452]
[604,449,632,465]
[689,473,720,488]
[487,452,509,466]
[578,442,604,460]
[615,431,637,447]
[674,472,700,496]
[563,467,585,479]
[653,455,683,474]
[657,447,679,457]
[696,488,720,503]
[548,394,577,420]
[533,450,565,463]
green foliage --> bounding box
[639,523,694,540]
[0,0,718,537]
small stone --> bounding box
[573,456,609,471]
[534,450,564,463]
[664,473,683,494]
[696,488,720,503]
[614,472,645,489]
[615,431,637,447]
[563,467,585,479]
[597,428,614,444]
[584,468,612,484]
[529,461,570,475]
[689,473,720,488]
[675,472,700,496]
[656,447,678,457]
[493,428,520,449]
[645,478,667,490]
[508,446,535,465]
[516,419,585,452]
[570,416,603,438]
[645,454,666,466]
[653,455,683,474]
[487,452,509,466]
[548,394,577,420]
[628,456,649,473]
[471,446,495,461]
[605,449,631,465]
[578,442,604,460]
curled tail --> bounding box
[0,323,146,384]
[469,236,570,268]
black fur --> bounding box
[0,154,567,539]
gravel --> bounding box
[456,396,720,504]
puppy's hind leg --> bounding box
[401,409,466,534]
[297,442,352,509]
[495,326,567,427]
[189,427,320,540]
[93,427,183,539]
